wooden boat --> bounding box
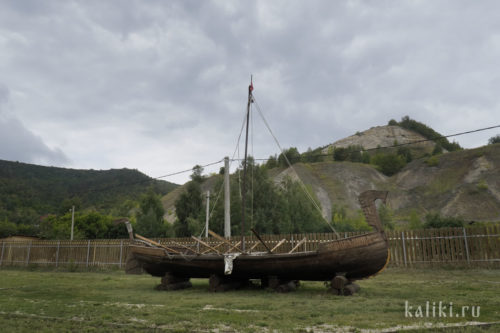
[126,81,390,293]
[126,190,389,292]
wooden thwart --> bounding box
[208,230,245,253]
[135,234,181,254]
[168,240,199,254]
[270,238,286,253]
[288,237,307,253]
[191,236,220,254]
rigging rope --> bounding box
[200,106,249,237]
[253,95,340,237]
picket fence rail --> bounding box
[1,225,499,270]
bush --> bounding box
[333,147,349,161]
[0,219,17,237]
[371,153,406,176]
[432,142,443,155]
[424,213,464,228]
[396,116,462,152]
[488,135,500,145]
[425,156,439,167]
[476,180,488,191]
[408,210,423,229]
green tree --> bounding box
[371,153,406,176]
[0,219,17,238]
[432,142,443,155]
[278,147,301,167]
[397,116,462,151]
[136,189,166,237]
[397,146,413,163]
[333,147,349,161]
[190,165,204,183]
[174,179,203,237]
[278,177,326,233]
[488,135,500,145]
[264,154,278,169]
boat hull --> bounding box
[129,231,389,281]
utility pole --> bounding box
[224,156,231,238]
[205,190,210,238]
[70,205,75,241]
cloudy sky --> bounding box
[1,0,499,184]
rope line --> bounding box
[253,95,340,236]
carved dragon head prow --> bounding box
[358,190,389,234]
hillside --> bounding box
[0,159,178,224]
[162,144,500,226]
[322,125,437,158]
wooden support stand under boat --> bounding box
[126,190,390,295]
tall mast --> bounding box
[241,77,253,252]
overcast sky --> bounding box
[1,0,499,184]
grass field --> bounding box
[0,267,499,332]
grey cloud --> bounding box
[0,86,69,165]
[1,0,499,183]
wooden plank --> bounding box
[270,238,286,253]
[250,228,272,253]
[288,237,307,253]
[167,241,198,254]
[135,234,181,254]
[450,228,458,262]
[208,230,244,253]
[201,242,224,254]
[191,236,220,254]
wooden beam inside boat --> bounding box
[288,237,307,254]
[201,241,224,254]
[250,228,272,253]
[168,240,199,254]
[270,238,287,253]
[248,241,260,252]
[208,230,245,253]
[192,236,221,254]
[135,234,182,254]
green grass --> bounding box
[0,268,499,332]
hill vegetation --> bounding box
[2,117,498,239]
[0,160,177,238]
[161,118,500,233]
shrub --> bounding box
[425,156,439,167]
[476,180,488,191]
[424,213,464,228]
[333,147,349,161]
[371,153,406,176]
[408,210,423,229]
[488,135,500,145]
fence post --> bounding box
[0,241,4,267]
[86,240,91,268]
[463,228,470,265]
[26,241,32,266]
[119,240,123,269]
[56,241,60,268]
[401,231,407,267]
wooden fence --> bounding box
[1,226,499,270]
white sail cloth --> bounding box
[224,253,241,275]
